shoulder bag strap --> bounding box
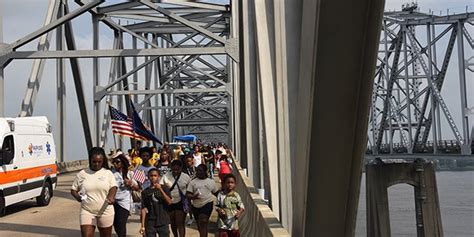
[170,173,181,191]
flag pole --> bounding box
[129,95,137,151]
[107,102,119,151]
[113,134,118,151]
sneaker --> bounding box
[186,219,194,225]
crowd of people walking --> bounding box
[70,142,243,237]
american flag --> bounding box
[109,105,148,141]
[132,168,146,184]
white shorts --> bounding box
[80,209,114,228]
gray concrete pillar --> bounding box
[366,159,443,237]
[293,0,386,236]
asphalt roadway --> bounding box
[0,171,218,236]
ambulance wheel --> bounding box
[36,181,52,206]
[0,197,5,217]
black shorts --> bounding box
[192,202,213,218]
[144,222,169,237]
[167,201,184,212]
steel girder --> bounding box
[19,0,61,117]
[369,8,473,155]
[90,0,234,145]
[0,0,235,160]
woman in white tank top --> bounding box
[192,145,204,167]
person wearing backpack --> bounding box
[186,164,218,237]
[161,160,191,237]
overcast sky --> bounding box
[0,0,472,160]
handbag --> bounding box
[177,185,191,213]
[170,174,191,213]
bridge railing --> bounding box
[56,160,89,174]
[367,139,474,155]
[229,152,290,237]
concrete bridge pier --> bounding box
[366,158,443,237]
[451,159,457,169]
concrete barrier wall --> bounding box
[230,155,291,237]
[56,160,88,174]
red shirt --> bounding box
[219,160,231,174]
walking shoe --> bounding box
[186,219,194,225]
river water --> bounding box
[355,171,474,236]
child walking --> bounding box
[140,168,172,237]
[216,174,245,237]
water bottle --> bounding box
[79,187,87,201]
[225,216,236,226]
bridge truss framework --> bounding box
[369,8,474,155]
[1,1,473,236]
[0,0,238,161]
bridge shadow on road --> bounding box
[0,172,221,236]
[0,190,74,217]
[0,222,80,236]
[53,189,77,202]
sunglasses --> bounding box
[112,160,121,164]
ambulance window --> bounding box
[1,135,14,165]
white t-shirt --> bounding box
[161,172,191,204]
[71,168,117,216]
[113,170,137,211]
[186,178,218,208]
[193,153,202,167]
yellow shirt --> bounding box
[149,153,160,166]
[131,156,142,168]
[173,149,181,160]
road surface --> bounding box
[0,171,218,236]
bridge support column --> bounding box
[456,21,471,155]
[92,14,100,147]
[366,159,443,237]
[292,0,386,236]
[240,0,261,193]
[253,0,281,220]
[56,1,66,163]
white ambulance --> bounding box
[0,116,57,216]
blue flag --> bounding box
[130,102,163,145]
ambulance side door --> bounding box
[0,135,20,199]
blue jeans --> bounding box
[209,163,214,177]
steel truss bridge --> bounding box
[368,6,474,156]
[0,1,473,236]
[0,0,239,160]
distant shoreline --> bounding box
[435,167,474,172]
